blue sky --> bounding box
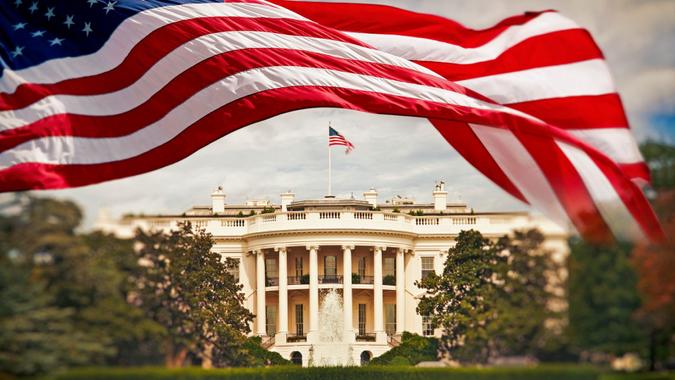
[22,0,675,229]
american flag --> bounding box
[329,126,354,154]
[0,0,663,243]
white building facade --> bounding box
[97,183,568,366]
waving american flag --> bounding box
[0,0,663,243]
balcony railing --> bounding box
[352,275,374,284]
[319,274,343,284]
[286,333,307,343]
[288,275,310,285]
[356,333,376,342]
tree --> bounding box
[489,229,562,358]
[640,141,675,190]
[134,222,254,367]
[369,332,439,366]
[631,190,675,370]
[567,238,645,357]
[417,230,501,363]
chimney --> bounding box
[433,181,447,212]
[211,186,226,214]
[280,191,295,212]
[363,188,378,208]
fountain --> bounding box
[309,288,354,366]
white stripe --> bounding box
[0,30,440,130]
[470,124,573,230]
[0,2,308,94]
[457,59,616,104]
[0,66,540,168]
[557,142,644,241]
[567,128,644,164]
[344,12,579,64]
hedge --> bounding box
[46,365,608,380]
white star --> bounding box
[103,1,116,14]
[14,0,22,7]
[44,7,55,20]
[87,0,98,7]
[13,22,27,31]
[49,37,64,46]
[11,46,24,58]
[28,1,38,13]
[31,30,45,37]
[82,22,93,36]
[64,15,75,29]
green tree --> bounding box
[417,230,501,363]
[489,229,562,358]
[567,238,645,357]
[640,140,675,190]
[134,222,254,367]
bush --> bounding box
[383,275,396,286]
[48,365,606,380]
[352,273,361,284]
[370,332,438,366]
[240,337,290,367]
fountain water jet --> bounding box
[309,288,354,366]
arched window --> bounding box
[360,351,372,366]
[290,351,303,366]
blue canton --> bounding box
[0,0,222,75]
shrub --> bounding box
[300,274,310,284]
[49,365,605,380]
[352,273,361,284]
[383,275,396,286]
[370,332,438,366]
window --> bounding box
[384,257,396,277]
[265,257,278,280]
[385,304,396,336]
[290,351,302,366]
[227,258,240,283]
[358,256,366,278]
[295,257,303,277]
[421,257,435,280]
[295,304,304,336]
[358,304,366,335]
[324,255,337,277]
[422,315,435,337]
[266,305,277,337]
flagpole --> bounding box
[328,122,332,197]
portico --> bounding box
[253,244,409,346]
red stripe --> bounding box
[0,46,471,151]
[416,29,603,81]
[431,119,528,204]
[0,15,371,110]
[507,94,630,130]
[270,0,553,48]
[515,132,613,242]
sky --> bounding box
[24,0,675,229]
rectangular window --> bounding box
[324,255,337,277]
[358,256,366,278]
[358,304,366,335]
[266,305,277,337]
[385,304,396,336]
[421,257,435,280]
[422,315,435,337]
[227,258,240,283]
[295,304,304,336]
[384,257,396,278]
[295,257,303,277]
[265,257,278,280]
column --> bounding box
[307,245,319,342]
[255,250,266,336]
[373,246,385,342]
[276,247,288,343]
[395,248,405,335]
[342,245,355,342]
